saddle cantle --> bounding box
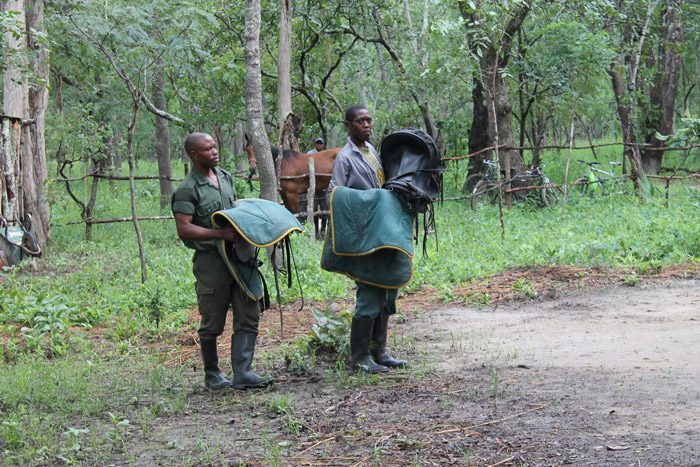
[380,129,446,214]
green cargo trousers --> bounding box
[354,281,398,319]
[192,250,260,340]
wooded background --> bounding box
[1,0,698,248]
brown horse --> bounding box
[246,139,340,214]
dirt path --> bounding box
[407,279,700,465]
[118,278,700,466]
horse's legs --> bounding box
[315,217,328,240]
[286,192,299,214]
[279,181,299,214]
[314,190,329,239]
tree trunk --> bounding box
[608,57,637,177]
[460,0,531,178]
[127,104,147,283]
[244,0,276,202]
[153,69,173,209]
[3,0,28,227]
[113,129,123,171]
[486,63,526,177]
[467,78,490,175]
[277,0,293,130]
[2,1,27,120]
[3,0,51,246]
[26,0,50,245]
[279,113,301,151]
[374,43,393,114]
[234,121,245,172]
[644,0,683,173]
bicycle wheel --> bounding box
[610,175,630,195]
[462,173,485,194]
[574,177,589,193]
[471,181,500,210]
[540,186,563,207]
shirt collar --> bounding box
[346,136,374,155]
[192,166,219,186]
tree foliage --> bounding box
[1,0,699,217]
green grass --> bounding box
[3,156,699,352]
[0,350,189,465]
[4,157,700,355]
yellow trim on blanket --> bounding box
[332,269,413,289]
[217,238,263,302]
[328,186,416,259]
[211,211,303,248]
[320,186,415,288]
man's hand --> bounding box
[219,225,243,243]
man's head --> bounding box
[184,132,218,170]
[344,105,372,147]
[314,137,325,152]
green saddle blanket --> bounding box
[321,187,414,288]
[212,199,303,300]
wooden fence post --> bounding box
[307,156,315,241]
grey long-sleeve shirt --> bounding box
[327,137,381,203]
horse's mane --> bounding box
[270,146,301,162]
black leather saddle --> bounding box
[380,129,446,213]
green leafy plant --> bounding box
[623,273,638,286]
[467,292,492,306]
[512,278,538,300]
[309,304,352,355]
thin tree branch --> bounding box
[68,15,184,123]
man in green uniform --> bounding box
[172,132,273,390]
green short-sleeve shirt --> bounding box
[171,167,236,252]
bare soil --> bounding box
[119,269,700,466]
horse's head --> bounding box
[245,135,283,176]
[270,146,280,163]
[245,133,257,175]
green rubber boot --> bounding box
[351,317,388,374]
[371,313,408,369]
[200,338,232,389]
[231,333,274,390]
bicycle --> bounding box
[471,164,562,210]
[574,160,627,194]
[462,159,498,194]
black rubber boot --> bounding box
[231,333,274,390]
[371,314,408,369]
[351,317,388,374]
[200,338,232,389]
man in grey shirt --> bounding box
[327,104,408,374]
[327,107,382,197]
[307,137,325,154]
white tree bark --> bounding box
[26,0,51,245]
[244,0,276,202]
[2,0,50,245]
[2,1,27,120]
[234,122,245,173]
[153,69,173,209]
[277,0,293,130]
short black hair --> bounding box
[184,132,209,156]
[345,104,368,123]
